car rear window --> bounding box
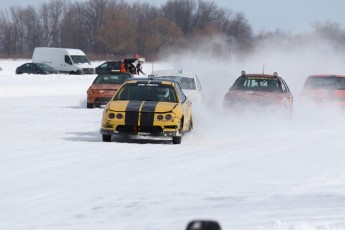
[304,77,345,90]
[95,74,131,84]
[232,77,282,92]
[156,76,196,90]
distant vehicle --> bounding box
[32,47,95,74]
[87,72,134,108]
[223,71,293,113]
[151,69,203,102]
[95,58,143,75]
[95,61,121,75]
[300,74,345,107]
[100,78,193,144]
[15,63,59,74]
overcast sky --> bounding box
[1,0,344,34]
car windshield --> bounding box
[232,77,282,92]
[71,55,89,64]
[114,83,178,102]
[304,77,345,90]
[94,74,131,84]
[156,76,196,89]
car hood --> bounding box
[90,84,122,90]
[108,100,178,112]
[75,63,94,68]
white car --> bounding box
[151,69,203,102]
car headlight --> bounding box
[107,112,124,120]
[156,114,173,121]
[108,113,115,119]
[165,114,172,121]
[157,114,164,121]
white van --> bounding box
[32,47,95,74]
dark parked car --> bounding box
[95,61,121,75]
[95,58,140,75]
[16,63,59,74]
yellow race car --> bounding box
[100,78,193,144]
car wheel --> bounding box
[102,134,112,142]
[87,103,93,109]
[172,136,181,144]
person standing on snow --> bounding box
[136,61,145,75]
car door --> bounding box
[26,63,34,74]
[31,64,39,74]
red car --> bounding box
[223,71,293,113]
[87,73,133,108]
[300,74,345,107]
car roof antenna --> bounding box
[262,64,265,74]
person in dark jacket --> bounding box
[136,61,145,75]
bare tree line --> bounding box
[0,0,344,60]
[0,0,253,59]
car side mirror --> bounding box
[186,220,221,230]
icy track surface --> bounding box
[1,60,345,230]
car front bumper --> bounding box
[100,127,181,137]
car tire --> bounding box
[102,134,112,142]
[172,136,181,144]
[87,103,93,109]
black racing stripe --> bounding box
[140,101,159,126]
[125,101,143,126]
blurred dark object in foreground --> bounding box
[186,220,221,230]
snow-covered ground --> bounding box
[1,59,345,230]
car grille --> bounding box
[116,125,163,134]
